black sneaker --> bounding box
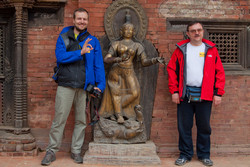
[71,153,83,164]
[175,157,190,166]
[199,158,213,166]
[41,150,56,166]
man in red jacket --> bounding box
[167,22,225,166]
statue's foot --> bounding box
[117,115,125,124]
[110,115,116,121]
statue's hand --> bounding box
[156,56,165,64]
[152,56,166,64]
[114,57,122,63]
[121,53,130,61]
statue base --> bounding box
[94,117,147,144]
[0,130,37,156]
[83,141,161,165]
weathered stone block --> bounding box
[3,144,16,152]
[16,144,24,152]
[83,141,161,165]
[23,142,36,151]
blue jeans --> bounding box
[177,97,212,160]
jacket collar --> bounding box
[67,26,88,40]
[176,38,216,48]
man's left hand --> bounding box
[213,95,222,106]
[94,87,101,92]
[90,87,101,98]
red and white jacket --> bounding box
[167,39,225,101]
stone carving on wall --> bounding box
[159,0,246,19]
[104,0,148,42]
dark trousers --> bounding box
[177,97,212,160]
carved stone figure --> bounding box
[84,1,162,164]
[98,105,143,143]
[95,17,164,143]
[99,22,163,123]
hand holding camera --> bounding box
[86,84,102,99]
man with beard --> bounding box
[41,8,105,165]
[167,22,225,166]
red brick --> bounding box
[147,0,163,4]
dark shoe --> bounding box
[41,150,56,166]
[71,153,83,164]
[175,157,189,166]
[199,158,213,166]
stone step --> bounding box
[83,141,161,165]
[83,153,161,165]
[87,141,157,156]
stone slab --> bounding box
[83,141,161,165]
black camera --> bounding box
[86,84,101,99]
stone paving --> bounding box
[0,152,249,167]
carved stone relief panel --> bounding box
[96,0,159,143]
[104,0,148,42]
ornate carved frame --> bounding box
[104,0,148,42]
[0,0,66,134]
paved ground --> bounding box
[0,152,249,167]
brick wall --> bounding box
[28,0,250,156]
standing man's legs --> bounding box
[195,101,212,159]
[177,98,195,160]
[47,86,76,153]
[42,86,76,165]
[71,88,87,154]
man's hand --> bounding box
[172,93,180,104]
[81,38,93,55]
[213,95,222,106]
[94,87,101,92]
[90,87,101,98]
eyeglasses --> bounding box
[188,29,203,34]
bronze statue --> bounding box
[99,22,164,124]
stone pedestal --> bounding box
[83,141,161,165]
[0,130,37,156]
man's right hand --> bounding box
[81,38,93,55]
[172,93,180,104]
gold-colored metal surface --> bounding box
[99,23,162,125]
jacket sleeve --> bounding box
[93,38,106,92]
[55,35,83,64]
[167,49,179,94]
[214,48,225,96]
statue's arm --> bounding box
[104,43,122,64]
[140,49,165,67]
[140,52,156,66]
[138,43,164,66]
